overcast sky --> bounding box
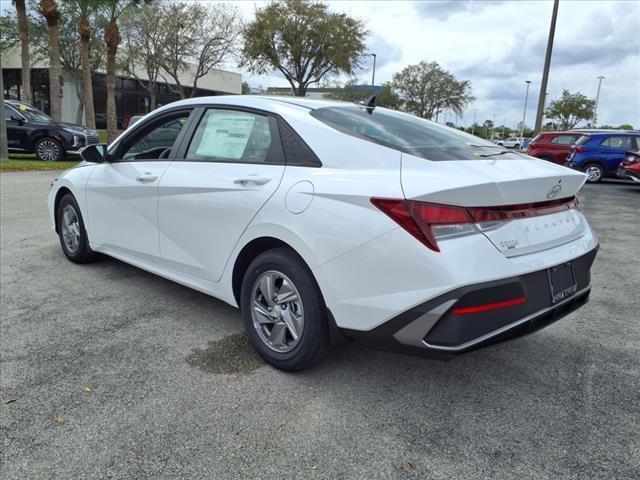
[233,0,640,128]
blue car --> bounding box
[566,131,640,183]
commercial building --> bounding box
[1,46,242,127]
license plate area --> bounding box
[548,261,577,303]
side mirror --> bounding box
[10,114,24,123]
[80,144,109,163]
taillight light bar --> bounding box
[371,196,577,252]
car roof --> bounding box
[579,131,639,136]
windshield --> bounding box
[310,105,521,161]
[12,103,53,122]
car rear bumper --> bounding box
[340,247,597,358]
[618,168,640,182]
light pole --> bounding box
[502,118,506,139]
[593,76,605,127]
[534,0,559,133]
[521,80,531,139]
[369,53,377,95]
[491,113,496,139]
[471,109,477,135]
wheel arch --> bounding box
[53,187,74,233]
[231,236,310,307]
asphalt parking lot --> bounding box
[1,170,639,480]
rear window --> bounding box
[310,105,521,161]
[575,135,591,146]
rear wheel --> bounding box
[35,138,63,162]
[583,163,604,183]
[240,248,329,371]
[57,193,99,263]
[514,144,521,151]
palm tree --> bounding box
[102,1,143,142]
[13,0,31,103]
[75,0,96,129]
[39,0,62,121]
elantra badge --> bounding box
[546,184,562,199]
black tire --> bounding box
[514,144,521,151]
[240,248,329,371]
[57,193,99,263]
[35,137,64,162]
[583,162,604,183]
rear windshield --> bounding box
[575,135,591,146]
[310,105,521,161]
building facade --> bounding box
[1,47,242,128]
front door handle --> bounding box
[136,173,158,183]
[233,176,271,186]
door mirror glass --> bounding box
[80,144,109,163]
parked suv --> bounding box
[4,100,100,161]
[527,131,582,164]
[566,131,640,183]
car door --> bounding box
[85,109,193,261]
[549,134,578,162]
[157,107,286,283]
[4,104,29,151]
[599,136,637,172]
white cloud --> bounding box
[206,1,639,126]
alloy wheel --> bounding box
[37,140,60,162]
[250,270,304,353]
[585,165,602,182]
[61,204,81,253]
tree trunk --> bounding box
[79,15,96,129]
[105,20,121,143]
[15,0,31,103]
[74,74,84,125]
[41,0,62,121]
[150,90,156,111]
[0,55,9,162]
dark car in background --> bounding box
[566,131,640,183]
[4,100,99,162]
[527,131,583,164]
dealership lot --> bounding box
[1,171,638,479]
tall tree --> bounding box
[13,0,32,103]
[38,0,62,121]
[75,0,96,128]
[391,62,475,120]
[120,1,171,110]
[101,0,145,141]
[242,0,368,97]
[545,89,596,130]
[155,1,241,99]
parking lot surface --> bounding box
[1,170,639,479]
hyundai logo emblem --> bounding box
[546,184,562,199]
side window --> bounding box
[118,113,190,161]
[4,105,19,120]
[185,109,276,163]
[552,135,578,145]
[600,136,634,149]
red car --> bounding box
[617,151,640,183]
[527,131,583,164]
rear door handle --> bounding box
[136,173,158,183]
[233,176,271,186]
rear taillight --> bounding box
[371,197,578,252]
[574,146,584,153]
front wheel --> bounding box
[583,163,604,183]
[57,193,99,263]
[35,138,63,162]
[240,248,329,371]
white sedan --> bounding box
[48,96,598,370]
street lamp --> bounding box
[491,113,496,139]
[471,109,477,135]
[502,118,506,139]
[369,53,377,95]
[521,80,532,139]
[593,76,605,127]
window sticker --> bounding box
[195,112,256,159]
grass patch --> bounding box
[1,158,79,172]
